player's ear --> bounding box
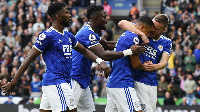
[163,27,167,32]
[140,25,145,30]
[56,14,61,19]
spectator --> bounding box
[32,18,45,34]
[18,75,30,96]
[103,0,112,16]
[30,76,42,98]
[105,15,116,41]
[164,91,175,105]
[4,95,14,104]
[168,50,175,76]
[194,64,200,79]
[20,29,32,50]
[166,82,175,97]
[184,49,196,72]
[37,0,48,17]
[164,1,176,17]
[181,32,192,50]
[196,86,200,99]
[129,3,139,19]
[5,30,15,46]
[184,72,197,106]
[158,75,168,97]
[174,45,183,66]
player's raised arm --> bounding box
[73,42,111,78]
[118,20,149,45]
[2,47,41,95]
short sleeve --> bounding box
[77,32,101,49]
[123,31,140,48]
[34,32,51,52]
[163,40,172,55]
[116,31,140,51]
[68,32,78,48]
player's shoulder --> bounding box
[40,27,55,38]
[64,30,74,37]
[118,31,140,45]
[160,35,172,42]
[80,25,93,33]
[76,25,94,37]
[124,31,138,37]
[120,31,139,41]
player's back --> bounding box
[107,31,141,88]
[71,25,101,89]
[34,27,78,86]
[135,35,172,86]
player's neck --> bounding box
[52,23,64,33]
[153,36,161,40]
[88,23,101,35]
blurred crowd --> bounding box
[157,0,200,106]
[0,0,200,106]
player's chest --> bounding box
[144,42,164,57]
[51,35,73,53]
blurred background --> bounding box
[0,0,200,112]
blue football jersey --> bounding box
[71,25,101,89]
[135,35,172,86]
[34,27,78,86]
[107,31,141,88]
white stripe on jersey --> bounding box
[88,43,101,49]
[33,45,43,52]
[64,53,71,55]
[73,41,78,48]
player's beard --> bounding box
[101,24,106,30]
[62,19,70,27]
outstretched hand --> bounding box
[99,62,111,79]
[130,45,146,55]
[2,81,16,96]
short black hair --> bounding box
[47,2,66,17]
[86,5,104,20]
[137,15,154,27]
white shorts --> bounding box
[134,81,157,112]
[105,87,142,112]
[39,83,77,112]
[71,79,95,112]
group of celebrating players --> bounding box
[0,2,172,112]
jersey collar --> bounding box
[51,26,65,35]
